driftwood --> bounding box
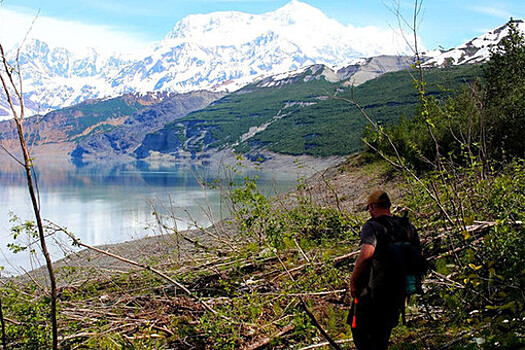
[437,324,490,350]
[332,220,521,266]
[2,317,20,325]
[59,332,98,343]
[44,216,524,349]
[298,296,344,350]
[333,250,360,267]
[338,221,522,265]
[428,236,485,261]
[297,338,355,350]
[47,220,221,316]
[274,253,344,350]
[425,221,524,261]
[246,323,295,350]
[261,289,346,297]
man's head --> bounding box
[366,189,391,217]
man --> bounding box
[349,189,422,350]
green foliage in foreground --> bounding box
[359,20,525,348]
[403,161,525,348]
[0,162,364,349]
[0,155,523,349]
[230,174,358,248]
[1,23,523,350]
[1,283,51,349]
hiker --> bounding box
[348,189,425,350]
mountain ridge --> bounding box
[2,6,522,121]
[1,1,412,120]
[424,19,525,67]
[0,91,225,163]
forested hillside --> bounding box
[137,64,481,159]
[0,59,481,163]
[0,91,224,162]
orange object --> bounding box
[351,298,359,328]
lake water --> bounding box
[0,160,297,275]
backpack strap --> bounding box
[371,215,421,250]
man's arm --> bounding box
[350,243,375,299]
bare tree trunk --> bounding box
[0,290,7,350]
[0,43,58,349]
[15,120,58,349]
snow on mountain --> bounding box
[114,0,410,95]
[424,19,525,67]
[1,39,131,120]
[0,1,426,120]
[165,0,373,59]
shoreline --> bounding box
[6,154,347,283]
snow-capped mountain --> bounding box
[1,1,413,120]
[424,19,525,67]
[0,39,131,119]
[2,1,522,121]
[109,0,412,95]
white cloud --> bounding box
[347,24,424,56]
[469,5,512,20]
[0,8,151,57]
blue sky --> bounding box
[1,0,524,55]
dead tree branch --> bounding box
[274,252,343,350]
[0,38,58,349]
[46,220,221,316]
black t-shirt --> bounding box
[359,219,383,247]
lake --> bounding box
[0,160,297,275]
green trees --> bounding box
[483,19,525,159]
[366,19,525,168]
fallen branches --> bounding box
[333,250,360,267]
[424,220,523,261]
[59,332,99,343]
[261,289,346,297]
[274,252,344,350]
[47,220,220,316]
[298,297,344,350]
[246,323,295,350]
[297,338,354,350]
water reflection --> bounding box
[0,160,296,275]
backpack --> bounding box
[366,215,427,303]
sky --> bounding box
[0,0,524,56]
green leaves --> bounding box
[7,213,39,254]
[483,19,525,159]
[229,172,356,250]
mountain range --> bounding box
[0,60,481,167]
[424,19,525,66]
[2,3,522,122]
[2,2,522,121]
[0,2,522,166]
[2,0,414,120]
